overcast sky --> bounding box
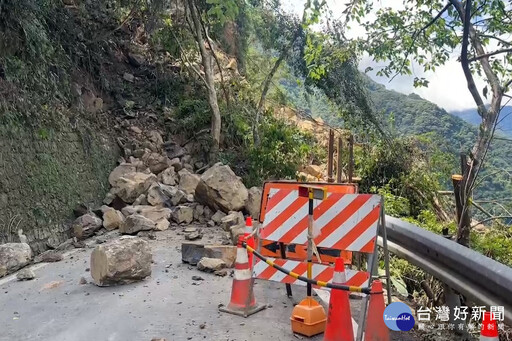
[282,0,487,112]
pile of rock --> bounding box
[71,129,263,245]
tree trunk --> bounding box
[254,29,301,145]
[450,0,504,247]
[187,0,221,158]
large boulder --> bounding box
[305,164,323,178]
[245,187,262,219]
[122,205,171,231]
[170,189,187,206]
[90,236,152,286]
[108,163,137,186]
[113,172,157,203]
[195,163,248,213]
[122,205,171,222]
[211,210,226,224]
[119,214,155,234]
[197,257,226,272]
[0,243,32,277]
[178,169,200,195]
[146,184,168,206]
[220,211,244,232]
[73,213,103,239]
[158,167,177,186]
[142,152,170,174]
[102,207,125,231]
[181,242,205,265]
[172,206,194,224]
[204,245,237,268]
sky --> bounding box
[282,0,489,112]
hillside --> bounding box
[452,107,512,137]
[281,73,512,202]
[367,77,512,201]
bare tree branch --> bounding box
[390,2,452,82]
[471,216,512,228]
[479,34,512,47]
[450,0,487,117]
[468,48,512,62]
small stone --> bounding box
[123,72,135,82]
[130,126,142,134]
[207,220,215,227]
[79,277,87,285]
[185,232,202,241]
[184,227,197,233]
[214,269,228,277]
[192,275,204,281]
[16,268,35,281]
[199,323,206,329]
[34,250,64,263]
[151,338,166,341]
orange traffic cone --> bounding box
[480,311,499,340]
[244,217,255,267]
[324,258,354,341]
[364,280,390,341]
[219,236,266,317]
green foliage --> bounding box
[350,0,512,85]
[472,227,512,267]
[172,99,211,137]
[244,113,313,187]
[206,0,239,26]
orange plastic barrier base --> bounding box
[291,297,327,337]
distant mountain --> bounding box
[362,76,512,201]
[452,107,512,137]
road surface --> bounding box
[0,225,416,341]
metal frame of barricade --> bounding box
[251,181,391,341]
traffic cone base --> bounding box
[291,297,327,337]
[219,237,266,318]
[364,280,390,341]
[324,258,354,341]
[480,312,499,340]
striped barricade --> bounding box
[260,188,381,253]
[253,257,370,288]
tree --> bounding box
[347,0,512,246]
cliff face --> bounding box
[0,118,118,253]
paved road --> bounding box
[0,228,327,341]
[0,226,417,341]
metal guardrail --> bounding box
[378,216,512,325]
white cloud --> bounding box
[283,0,487,112]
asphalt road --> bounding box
[0,226,417,341]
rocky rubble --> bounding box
[0,128,264,280]
[71,129,262,244]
